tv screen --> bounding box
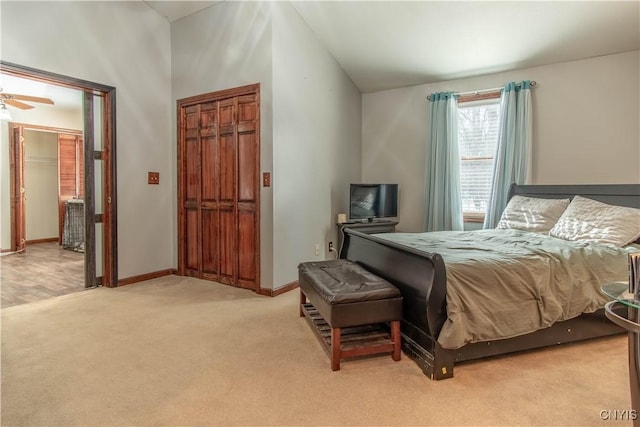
[349,184,398,221]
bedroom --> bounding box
[1,1,639,425]
[1,1,637,291]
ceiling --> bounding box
[146,0,640,93]
[2,1,637,116]
[144,0,220,22]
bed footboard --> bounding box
[339,228,453,379]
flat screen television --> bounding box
[349,184,398,222]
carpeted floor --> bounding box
[0,275,634,426]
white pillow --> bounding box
[549,195,640,247]
[496,195,570,234]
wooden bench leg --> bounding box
[331,327,341,371]
[391,320,401,361]
[299,289,306,317]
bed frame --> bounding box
[339,183,640,380]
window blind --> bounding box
[457,101,500,214]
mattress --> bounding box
[375,229,637,349]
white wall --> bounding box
[24,130,59,241]
[1,1,173,279]
[362,51,640,232]
[271,2,361,287]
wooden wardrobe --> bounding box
[177,84,260,291]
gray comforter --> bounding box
[375,229,637,349]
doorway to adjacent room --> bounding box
[0,61,118,308]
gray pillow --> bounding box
[549,195,640,247]
[496,195,570,234]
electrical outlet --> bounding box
[148,172,159,185]
[328,241,334,253]
[314,244,320,256]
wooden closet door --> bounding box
[178,84,260,291]
[201,101,220,281]
[236,94,259,289]
[217,99,237,285]
[183,104,201,275]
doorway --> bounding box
[0,61,117,307]
[9,126,84,250]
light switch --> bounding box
[148,172,159,185]
[263,172,271,187]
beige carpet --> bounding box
[0,275,633,426]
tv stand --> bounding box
[336,220,398,254]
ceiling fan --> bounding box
[0,88,54,120]
[0,89,54,110]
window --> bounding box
[457,95,501,222]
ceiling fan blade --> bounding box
[4,99,34,110]
[2,93,54,105]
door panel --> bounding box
[58,133,82,244]
[238,95,257,121]
[201,136,216,202]
[182,105,199,276]
[238,132,256,202]
[185,138,199,201]
[93,101,103,281]
[201,209,218,275]
[185,106,199,202]
[186,209,199,272]
[95,222,103,277]
[200,103,217,201]
[200,103,217,131]
[238,209,257,286]
[78,138,85,198]
[219,208,235,284]
[58,135,78,197]
[11,127,26,252]
[94,158,103,278]
[94,157,103,215]
[236,96,258,289]
[91,94,103,282]
[219,101,234,126]
[218,134,235,203]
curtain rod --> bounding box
[427,81,537,100]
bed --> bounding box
[339,184,640,380]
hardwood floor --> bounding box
[0,242,85,309]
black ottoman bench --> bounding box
[298,259,403,371]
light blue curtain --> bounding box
[483,81,533,229]
[425,92,463,232]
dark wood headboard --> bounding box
[509,183,640,208]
